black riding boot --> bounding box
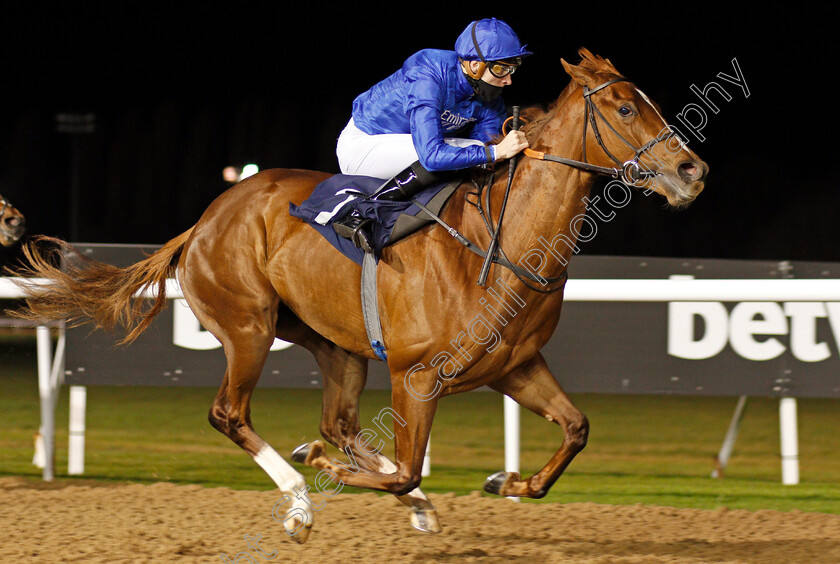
[333,161,450,252]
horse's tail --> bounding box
[13,228,194,344]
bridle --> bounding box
[410,76,678,293]
[0,196,11,220]
[518,76,676,185]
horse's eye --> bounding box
[618,105,634,117]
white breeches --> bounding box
[335,118,484,179]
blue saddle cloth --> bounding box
[289,174,454,265]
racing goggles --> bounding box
[487,58,522,78]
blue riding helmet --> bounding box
[454,18,532,63]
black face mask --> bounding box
[466,75,504,102]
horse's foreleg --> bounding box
[485,353,589,498]
[309,345,441,533]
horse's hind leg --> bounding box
[275,310,441,534]
[292,366,439,497]
[305,342,441,533]
[484,353,589,498]
[183,276,314,543]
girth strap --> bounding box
[361,251,388,361]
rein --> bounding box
[477,105,521,286]
[410,193,565,292]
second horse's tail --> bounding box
[13,228,194,344]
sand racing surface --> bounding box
[2,477,840,563]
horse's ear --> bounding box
[577,47,596,62]
[561,58,599,89]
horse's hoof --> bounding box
[483,470,520,496]
[409,508,442,534]
[291,443,310,464]
[285,517,313,544]
[291,440,326,465]
[290,524,312,544]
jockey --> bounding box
[333,17,532,252]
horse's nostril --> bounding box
[678,161,705,182]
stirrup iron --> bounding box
[333,213,374,253]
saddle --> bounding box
[289,174,460,265]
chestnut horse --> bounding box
[0,194,25,246]
[17,49,707,542]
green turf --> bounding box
[3,334,840,514]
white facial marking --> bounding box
[635,87,691,153]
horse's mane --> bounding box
[574,47,621,77]
[521,47,621,138]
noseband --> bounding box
[0,197,10,219]
[520,76,675,185]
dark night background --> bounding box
[0,4,835,265]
